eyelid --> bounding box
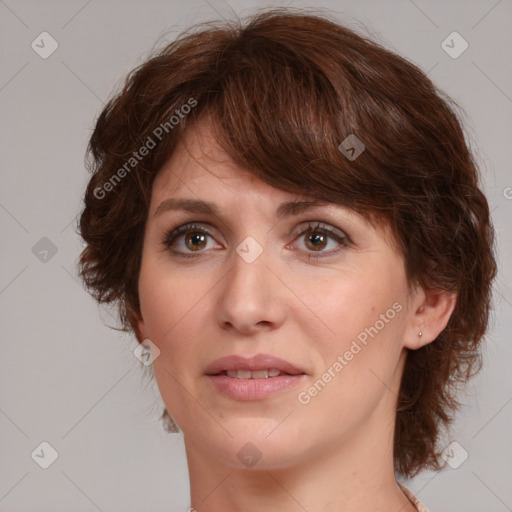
[288,221,351,259]
[292,220,351,243]
[163,222,221,246]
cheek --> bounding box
[294,266,408,406]
[138,261,209,337]
[296,319,406,440]
[138,266,210,420]
[296,263,406,350]
[137,259,225,392]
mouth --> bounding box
[205,354,307,400]
[213,369,296,379]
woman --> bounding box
[78,9,496,512]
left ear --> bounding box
[404,286,457,350]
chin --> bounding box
[197,419,309,469]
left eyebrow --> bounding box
[153,197,330,219]
[275,199,330,218]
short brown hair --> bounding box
[77,8,497,478]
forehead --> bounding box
[151,122,313,205]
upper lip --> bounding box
[205,354,306,376]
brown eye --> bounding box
[292,221,350,259]
[305,231,328,251]
[184,231,208,251]
[163,223,220,257]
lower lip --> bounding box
[207,374,306,400]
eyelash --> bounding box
[161,221,350,260]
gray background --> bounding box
[0,0,511,511]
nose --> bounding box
[215,242,288,335]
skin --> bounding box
[136,122,456,512]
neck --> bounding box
[184,407,417,512]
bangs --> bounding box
[151,20,402,220]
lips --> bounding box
[205,354,307,400]
[204,354,305,376]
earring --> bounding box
[418,331,423,338]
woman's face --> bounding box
[137,122,421,469]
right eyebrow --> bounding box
[153,198,221,218]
